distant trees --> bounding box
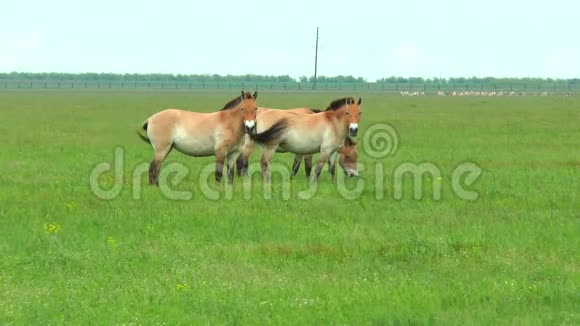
[0,72,295,83]
[309,75,365,83]
[0,72,576,86]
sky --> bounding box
[1,0,578,81]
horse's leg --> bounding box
[226,151,240,184]
[328,151,338,180]
[214,149,227,183]
[149,141,172,186]
[291,154,303,178]
[235,156,246,177]
[304,155,313,177]
[260,145,277,182]
[237,136,255,177]
[312,150,331,182]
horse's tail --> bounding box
[137,120,151,144]
[250,119,287,144]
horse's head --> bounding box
[345,97,362,137]
[339,137,358,177]
[239,90,258,134]
[327,97,362,137]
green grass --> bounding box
[0,89,578,324]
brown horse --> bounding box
[137,91,258,184]
[236,107,315,177]
[236,107,359,178]
[250,97,362,181]
[292,136,359,177]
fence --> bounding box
[1,79,578,93]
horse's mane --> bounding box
[326,97,356,111]
[221,91,254,111]
[344,137,356,146]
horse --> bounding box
[137,91,258,185]
[236,107,360,178]
[236,107,310,177]
[292,136,359,178]
[249,97,362,182]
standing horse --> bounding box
[137,91,258,184]
[292,136,359,178]
[250,97,362,181]
[236,107,360,178]
[236,107,315,177]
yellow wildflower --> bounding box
[106,236,118,248]
[44,223,60,234]
[65,202,76,210]
[176,283,190,291]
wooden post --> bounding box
[313,27,319,90]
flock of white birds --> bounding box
[399,91,568,96]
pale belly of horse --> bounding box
[277,131,324,154]
[278,140,320,155]
[172,134,215,157]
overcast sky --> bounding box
[1,0,578,81]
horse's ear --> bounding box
[253,91,258,99]
[357,97,362,105]
[240,91,245,99]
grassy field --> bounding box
[0,89,578,324]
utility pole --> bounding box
[313,27,319,90]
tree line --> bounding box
[0,72,295,82]
[0,72,578,84]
